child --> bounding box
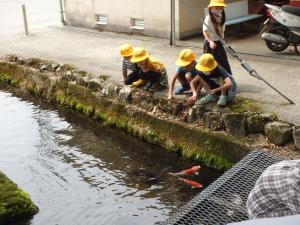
[189,53,237,106]
[130,47,168,92]
[119,44,140,85]
[168,49,202,100]
[203,0,232,74]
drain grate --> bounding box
[162,150,285,225]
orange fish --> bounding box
[180,178,203,188]
[171,165,201,176]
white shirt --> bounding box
[203,15,225,41]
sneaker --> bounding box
[174,85,190,95]
[132,79,145,87]
[149,82,163,92]
[217,95,228,106]
[143,81,152,91]
[199,94,218,105]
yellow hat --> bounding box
[195,54,218,72]
[130,47,150,63]
[120,44,134,57]
[176,49,196,67]
[208,0,227,8]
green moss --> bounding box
[229,97,262,113]
[0,60,252,170]
[0,171,38,224]
[98,75,110,81]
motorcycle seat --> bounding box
[282,5,300,16]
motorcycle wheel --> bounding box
[265,40,289,52]
[265,26,289,52]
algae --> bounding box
[228,97,262,113]
[0,61,252,169]
[0,171,38,225]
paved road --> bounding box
[0,1,299,125]
[0,0,59,33]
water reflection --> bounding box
[0,88,222,225]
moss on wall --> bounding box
[0,61,251,170]
[0,171,38,225]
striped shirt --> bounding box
[122,58,139,72]
[247,160,300,219]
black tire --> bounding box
[265,40,289,52]
[265,25,289,52]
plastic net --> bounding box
[162,150,285,225]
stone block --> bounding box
[119,86,132,103]
[101,83,119,98]
[264,121,293,146]
[187,105,207,122]
[223,113,246,136]
[293,126,300,150]
[203,112,224,130]
[247,113,278,133]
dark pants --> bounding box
[124,70,140,85]
[139,70,161,84]
[203,40,232,75]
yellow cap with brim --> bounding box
[208,0,227,8]
[195,53,218,72]
[130,47,150,63]
[120,44,134,57]
[176,49,196,67]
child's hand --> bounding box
[168,94,174,101]
[208,89,217,95]
[209,41,217,49]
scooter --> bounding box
[260,4,300,54]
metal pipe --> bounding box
[59,0,66,25]
[170,0,176,46]
[22,4,29,35]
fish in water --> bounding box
[180,178,203,188]
[170,165,201,176]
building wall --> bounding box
[64,0,180,39]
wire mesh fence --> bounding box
[162,149,285,225]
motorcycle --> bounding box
[260,4,300,53]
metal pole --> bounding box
[170,0,176,46]
[59,0,66,25]
[22,4,29,35]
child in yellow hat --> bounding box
[168,49,202,100]
[130,47,168,92]
[119,44,140,85]
[203,0,232,74]
[188,54,237,106]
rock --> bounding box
[293,126,300,150]
[56,64,66,72]
[75,76,86,86]
[247,113,278,133]
[39,64,48,71]
[51,63,59,71]
[170,102,184,116]
[87,78,103,91]
[16,57,25,65]
[101,83,119,98]
[204,102,230,113]
[187,105,207,122]
[7,55,18,62]
[119,86,132,103]
[264,121,293,146]
[222,113,246,136]
[203,112,224,131]
[61,71,74,81]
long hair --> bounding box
[209,9,226,25]
[208,8,226,37]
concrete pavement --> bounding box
[0,25,299,125]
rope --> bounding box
[180,0,295,104]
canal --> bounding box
[0,87,222,225]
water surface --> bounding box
[0,88,222,225]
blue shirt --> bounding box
[175,60,198,78]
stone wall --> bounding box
[0,56,299,169]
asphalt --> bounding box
[0,23,299,125]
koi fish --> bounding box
[170,165,201,176]
[180,178,203,188]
